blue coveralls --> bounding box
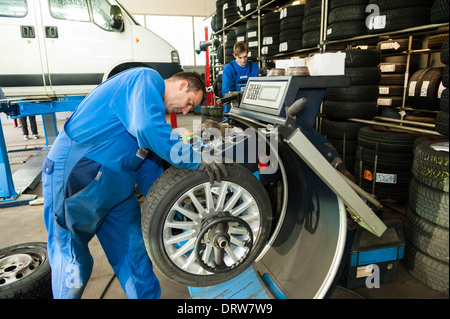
[41,68,201,299]
[221,60,259,114]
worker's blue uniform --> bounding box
[221,60,259,114]
[41,68,201,299]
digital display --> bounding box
[258,86,280,104]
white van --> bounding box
[0,0,182,98]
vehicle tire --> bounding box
[412,139,449,192]
[357,125,420,153]
[325,85,379,102]
[435,111,449,137]
[141,163,272,287]
[0,242,52,299]
[344,49,381,68]
[367,7,432,34]
[441,39,449,65]
[405,208,449,263]
[404,242,449,295]
[409,177,449,228]
[430,0,449,24]
[322,100,377,120]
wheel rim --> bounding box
[0,251,45,286]
[163,181,262,275]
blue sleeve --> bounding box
[110,68,201,169]
[222,63,236,97]
[251,62,260,77]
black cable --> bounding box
[99,274,116,299]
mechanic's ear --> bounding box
[179,80,189,91]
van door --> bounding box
[0,0,49,98]
[39,0,134,96]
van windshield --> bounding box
[116,0,140,26]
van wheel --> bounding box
[141,164,272,287]
[0,242,52,299]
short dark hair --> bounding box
[170,71,206,105]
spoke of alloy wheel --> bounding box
[173,205,200,222]
[214,182,229,212]
[164,229,197,245]
[187,189,206,216]
[170,238,196,260]
[236,213,259,224]
[230,198,254,216]
[223,187,243,212]
[229,234,248,248]
[165,220,196,230]
[224,246,239,263]
[182,249,197,270]
[204,184,215,213]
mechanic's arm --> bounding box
[221,65,236,97]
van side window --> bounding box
[48,0,90,22]
[0,0,27,17]
[91,0,113,31]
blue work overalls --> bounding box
[41,68,200,299]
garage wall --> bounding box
[119,0,216,17]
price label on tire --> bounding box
[375,173,397,184]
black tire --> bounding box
[345,67,381,86]
[344,49,381,68]
[356,147,413,170]
[428,33,449,50]
[329,0,368,10]
[320,117,364,140]
[357,125,420,153]
[368,7,431,34]
[328,5,367,24]
[368,0,433,11]
[440,89,449,112]
[431,0,449,24]
[322,100,377,120]
[405,208,449,263]
[141,164,272,287]
[407,68,443,110]
[302,14,321,33]
[326,21,368,41]
[435,111,449,137]
[412,138,449,192]
[302,29,320,48]
[0,242,52,299]
[441,39,449,65]
[409,177,449,228]
[404,242,449,295]
[325,85,379,102]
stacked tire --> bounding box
[224,30,237,64]
[278,4,304,54]
[377,62,408,115]
[430,0,449,24]
[322,49,381,169]
[302,0,322,49]
[201,105,224,123]
[367,0,433,34]
[223,1,241,28]
[405,136,449,295]
[261,11,281,57]
[354,125,420,202]
[326,0,369,41]
[246,18,259,61]
[436,39,449,137]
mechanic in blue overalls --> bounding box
[221,41,259,115]
[41,68,227,299]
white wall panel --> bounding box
[119,0,216,17]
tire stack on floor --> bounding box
[261,11,281,58]
[436,39,449,137]
[301,0,321,49]
[326,0,369,41]
[354,125,420,202]
[405,135,449,295]
[278,4,304,54]
[367,0,434,34]
[321,49,380,169]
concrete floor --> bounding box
[0,113,447,300]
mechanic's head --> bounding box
[164,72,206,115]
[233,42,249,67]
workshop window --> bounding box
[90,0,113,31]
[0,0,27,18]
[48,0,90,22]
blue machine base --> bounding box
[188,265,285,299]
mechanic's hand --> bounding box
[197,153,228,184]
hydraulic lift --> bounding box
[0,96,83,207]
[186,74,387,299]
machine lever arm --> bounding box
[217,92,242,105]
[287,98,307,118]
